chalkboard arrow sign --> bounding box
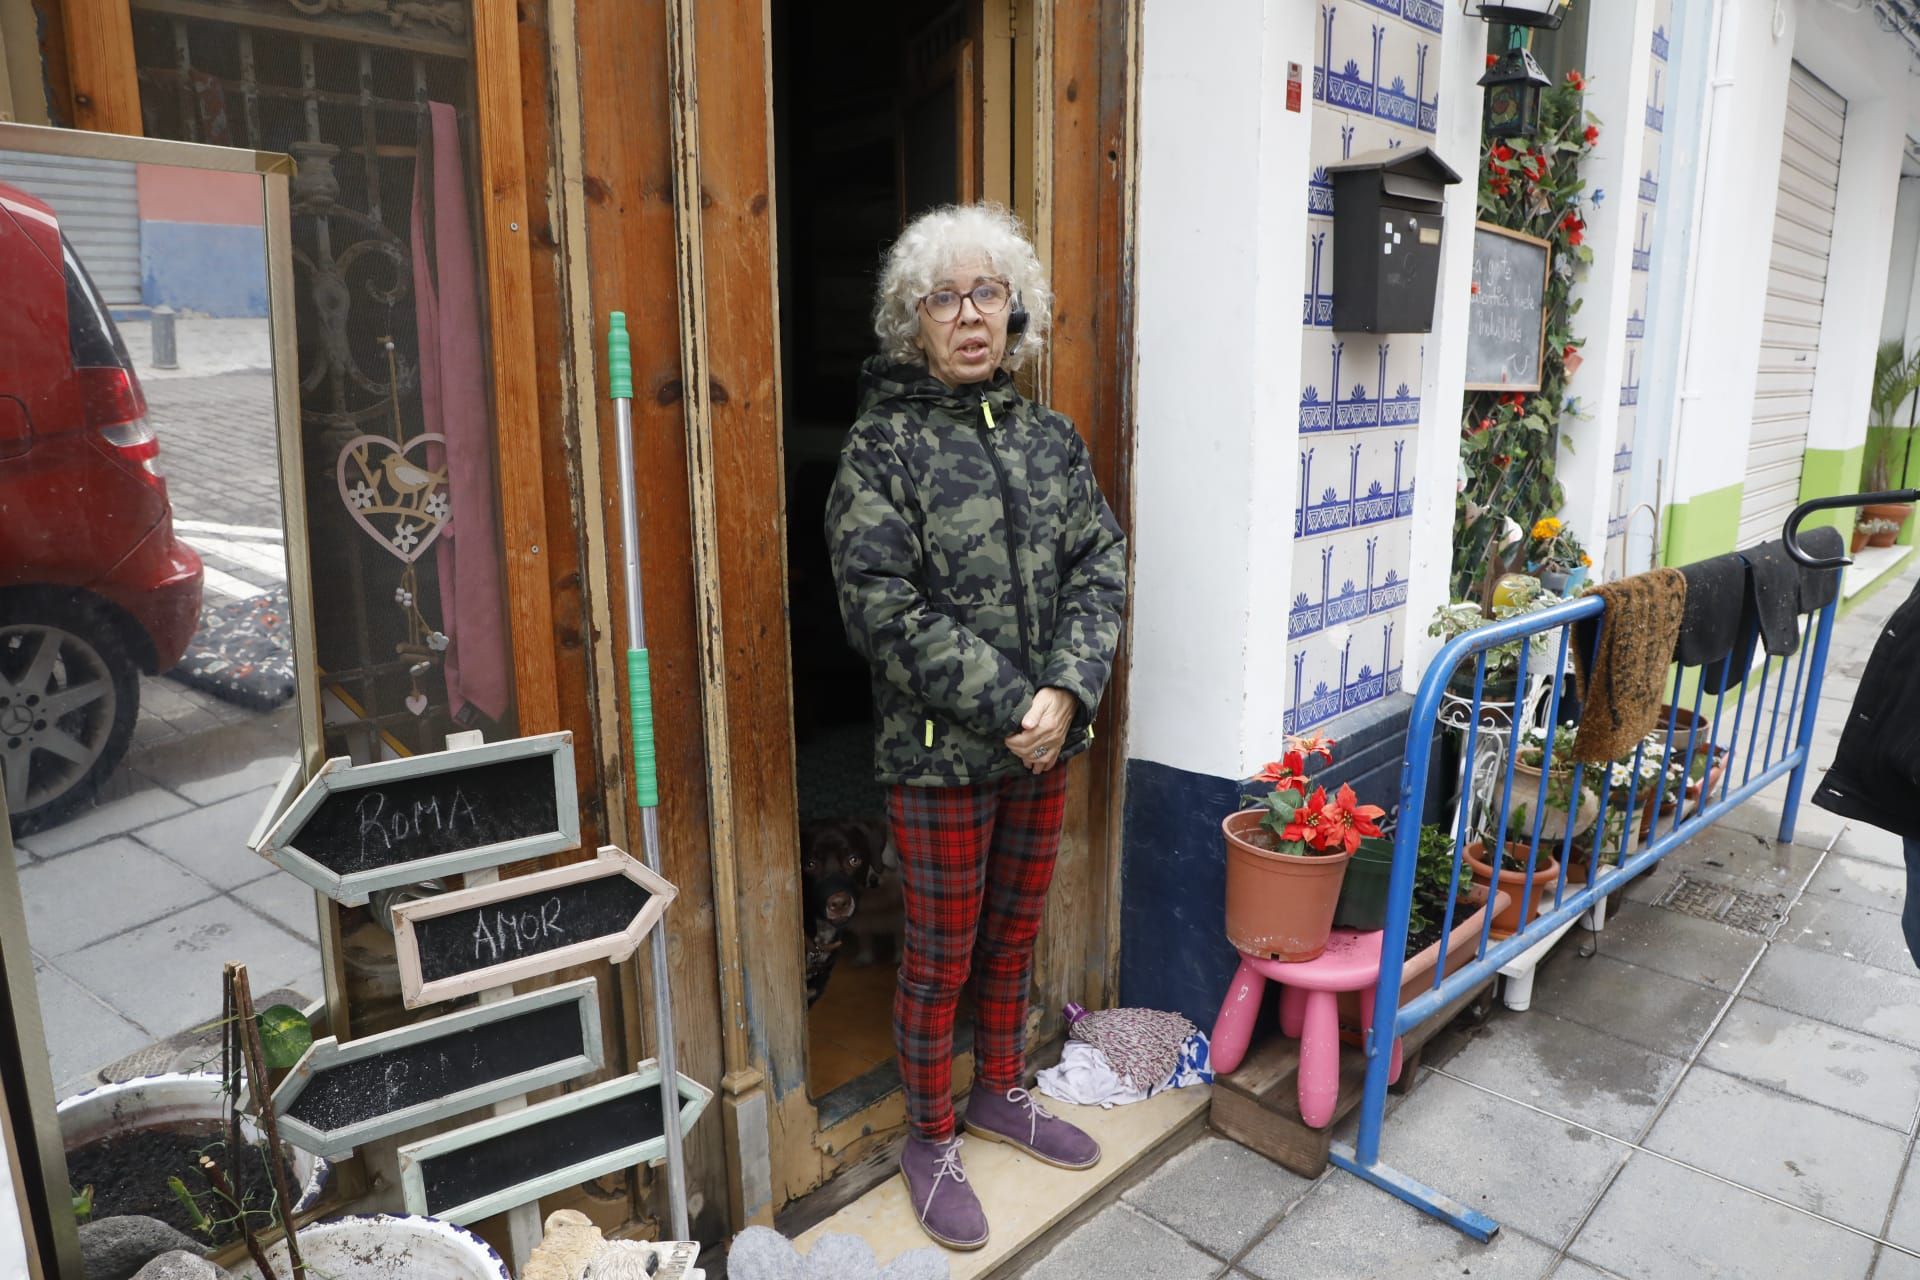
[270,978,603,1159]
[391,845,677,1008]
[396,1063,713,1225]
[256,732,579,905]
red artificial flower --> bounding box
[1493,144,1515,163]
[1493,453,1512,469]
[1584,124,1600,145]
[1490,176,1512,198]
[1255,752,1311,794]
[1486,53,1498,69]
[1281,786,1328,847]
[1563,343,1579,361]
[1288,732,1336,764]
[1477,416,1495,434]
[1471,281,1481,294]
[1316,783,1387,855]
[1501,391,1526,408]
[1566,70,1586,91]
[1562,211,1586,247]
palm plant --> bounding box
[1866,340,1920,490]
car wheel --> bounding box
[0,597,140,836]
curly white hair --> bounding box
[872,202,1052,373]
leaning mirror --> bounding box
[0,122,327,1265]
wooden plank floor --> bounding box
[794,1085,1212,1277]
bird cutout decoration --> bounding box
[333,337,455,718]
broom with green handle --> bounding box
[609,311,690,1241]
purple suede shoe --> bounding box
[964,1085,1102,1170]
[899,1135,989,1251]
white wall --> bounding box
[1129,0,1311,779]
[1882,173,1920,345]
[1663,0,1920,515]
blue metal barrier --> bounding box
[1326,590,1840,1240]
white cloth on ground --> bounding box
[1036,1041,1152,1108]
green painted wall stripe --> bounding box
[1797,443,1867,537]
[1661,481,1743,568]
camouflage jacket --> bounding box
[825,358,1128,786]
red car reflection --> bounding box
[0,181,203,833]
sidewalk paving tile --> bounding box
[1359,1073,1626,1244]
[32,959,151,1087]
[1872,1246,1920,1279]
[1642,1065,1906,1234]
[132,722,297,806]
[55,897,321,1042]
[26,784,194,857]
[1880,1151,1920,1252]
[1721,793,1847,850]
[1831,822,1908,869]
[1120,1135,1314,1259]
[1806,854,1908,917]
[230,873,324,944]
[1572,1151,1876,1279]
[1236,1172,1558,1280]
[1016,1202,1223,1280]
[1745,945,1920,1051]
[1699,998,1920,1131]
[1551,1260,1624,1280]
[1527,951,1727,1059]
[1439,1010,1685,1139]
[134,788,283,889]
[19,839,215,955]
[1780,892,1917,975]
[1578,902,1764,992]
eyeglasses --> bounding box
[918,279,1011,323]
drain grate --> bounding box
[1654,873,1787,936]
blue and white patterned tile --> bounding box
[1320,4,1383,117]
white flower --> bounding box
[393,587,413,606]
[393,522,420,554]
[427,631,450,651]
[425,491,450,520]
[348,481,376,510]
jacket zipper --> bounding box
[975,390,1036,682]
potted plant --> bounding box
[1860,516,1903,549]
[1852,521,1874,554]
[1333,834,1395,932]
[1863,340,1920,536]
[1224,735,1385,962]
[1464,833,1562,939]
[236,1216,510,1280]
[1429,581,1566,702]
[1528,517,1591,595]
[1507,724,1600,842]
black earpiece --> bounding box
[1007,296,1029,348]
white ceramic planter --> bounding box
[58,1073,329,1214]
[235,1215,510,1280]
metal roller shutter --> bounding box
[0,153,141,308]
[1738,63,1846,549]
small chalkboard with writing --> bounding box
[1465,221,1552,393]
[271,979,603,1159]
[397,1065,713,1225]
[256,732,579,904]
[391,846,677,1007]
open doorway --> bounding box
[772,0,1016,1105]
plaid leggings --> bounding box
[888,767,1070,1142]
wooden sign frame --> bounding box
[256,731,580,905]
[396,1065,713,1224]
[271,978,604,1159]
[391,845,677,1007]
[1464,220,1554,393]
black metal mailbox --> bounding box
[1328,145,1462,334]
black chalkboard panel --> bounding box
[1466,222,1551,392]
[286,1001,583,1130]
[416,1081,684,1216]
[414,876,656,985]
[291,753,559,876]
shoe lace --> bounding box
[1006,1087,1052,1145]
[923,1136,968,1215]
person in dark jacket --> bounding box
[825,203,1127,1251]
[1812,576,1920,964]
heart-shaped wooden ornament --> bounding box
[336,433,451,564]
[405,692,429,716]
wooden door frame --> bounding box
[664,0,1143,1220]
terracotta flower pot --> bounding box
[1222,809,1353,962]
[1870,524,1901,548]
[1852,525,1873,554]
[1863,501,1913,530]
[1463,840,1560,939]
[1336,886,1512,1035]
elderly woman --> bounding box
[825,204,1127,1250]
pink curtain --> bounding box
[413,101,511,726]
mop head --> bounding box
[1065,1004,1199,1092]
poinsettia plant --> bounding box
[1243,734,1386,858]
[1456,68,1603,597]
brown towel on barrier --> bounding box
[1571,568,1688,763]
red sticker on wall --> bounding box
[1287,61,1303,113]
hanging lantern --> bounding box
[1479,46,1552,138]
[1462,0,1568,29]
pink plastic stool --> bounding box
[1209,928,1403,1128]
